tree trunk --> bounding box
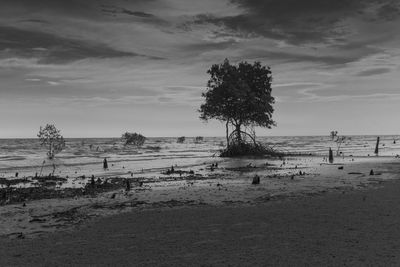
[226,121,230,149]
[235,124,242,143]
[49,142,54,159]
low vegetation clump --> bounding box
[121,132,146,147]
[145,145,162,151]
[177,136,185,143]
[194,136,204,143]
[220,142,284,158]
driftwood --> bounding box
[374,137,380,155]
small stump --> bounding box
[252,175,260,185]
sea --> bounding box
[0,135,399,180]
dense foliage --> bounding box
[121,132,146,147]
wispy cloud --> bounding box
[356,67,392,76]
[0,26,159,64]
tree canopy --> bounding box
[200,59,275,127]
[199,59,276,154]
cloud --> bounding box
[274,82,322,88]
[356,67,392,76]
[190,0,400,45]
[25,78,41,82]
[180,39,237,53]
[277,83,400,103]
[121,9,154,18]
[0,0,157,19]
[47,81,60,86]
[18,19,49,24]
[166,86,205,92]
[100,5,156,18]
[0,26,158,64]
[241,49,366,66]
[376,2,400,21]
[98,3,168,26]
[302,92,400,103]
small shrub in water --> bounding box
[121,132,146,147]
[37,124,65,159]
[177,136,185,143]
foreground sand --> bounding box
[2,177,400,266]
[1,156,399,238]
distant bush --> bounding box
[194,136,204,143]
[330,130,349,156]
[177,136,185,143]
[121,132,146,147]
[145,145,161,151]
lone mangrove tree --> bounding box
[199,59,276,156]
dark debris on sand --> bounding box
[0,187,85,205]
[0,176,144,206]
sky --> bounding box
[1,0,400,138]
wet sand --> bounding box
[1,156,399,238]
[2,177,400,266]
[1,155,400,266]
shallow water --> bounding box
[2,136,400,238]
[0,135,399,179]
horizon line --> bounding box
[0,133,399,140]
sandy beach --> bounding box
[1,153,399,236]
[2,176,400,266]
[1,153,400,266]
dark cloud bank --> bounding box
[0,26,163,64]
[193,0,400,44]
